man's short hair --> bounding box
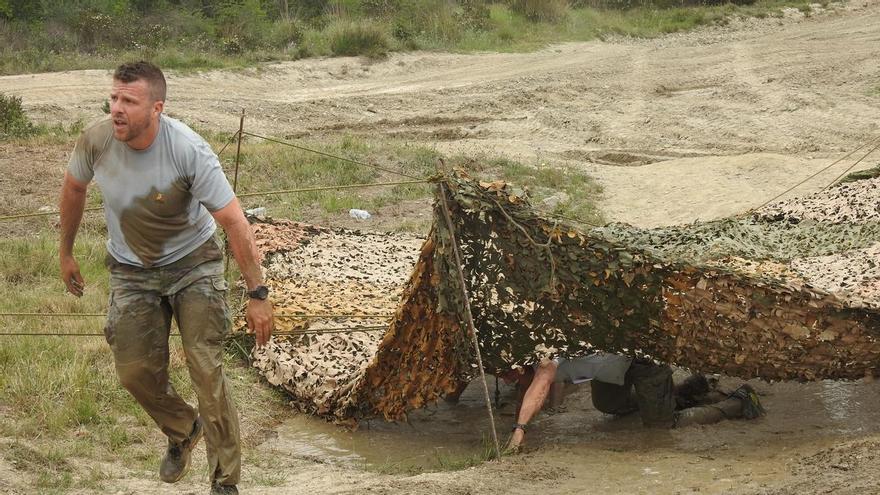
[113,61,166,102]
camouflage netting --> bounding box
[242,169,880,422]
[241,220,424,423]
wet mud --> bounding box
[258,371,880,494]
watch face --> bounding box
[250,286,269,299]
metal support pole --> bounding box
[437,179,503,459]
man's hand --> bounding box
[60,254,85,297]
[211,198,274,347]
[59,171,88,297]
[246,297,273,347]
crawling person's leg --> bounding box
[675,384,765,427]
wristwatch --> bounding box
[247,285,270,300]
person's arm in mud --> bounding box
[508,360,557,450]
[59,171,88,297]
[211,197,274,347]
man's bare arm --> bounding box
[59,171,88,297]
[508,360,557,450]
[211,198,274,346]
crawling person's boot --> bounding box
[729,384,765,419]
[160,417,204,483]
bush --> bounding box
[0,92,35,138]
[267,19,304,49]
[510,0,569,22]
[216,0,271,50]
[328,21,390,57]
[362,0,402,17]
[458,0,492,30]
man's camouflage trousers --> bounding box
[103,238,240,485]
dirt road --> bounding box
[4,2,880,227]
[4,2,880,494]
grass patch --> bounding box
[0,231,290,490]
[839,163,880,184]
[217,134,603,230]
[0,0,824,75]
[3,442,74,491]
[328,20,391,58]
[366,435,498,474]
[0,93,85,143]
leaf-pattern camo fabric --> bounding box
[241,220,426,423]
[242,170,880,422]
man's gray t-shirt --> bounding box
[67,115,234,268]
[552,353,633,386]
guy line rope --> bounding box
[749,133,880,212]
[0,326,388,338]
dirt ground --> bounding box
[3,1,880,493]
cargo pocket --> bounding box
[211,276,229,292]
[210,275,231,337]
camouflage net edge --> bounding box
[352,234,472,421]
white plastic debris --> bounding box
[349,208,371,220]
[245,207,267,217]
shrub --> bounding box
[456,0,491,30]
[267,19,304,49]
[362,0,402,17]
[392,0,467,44]
[291,0,331,19]
[0,92,35,138]
[216,0,271,50]
[510,0,569,22]
[328,21,390,57]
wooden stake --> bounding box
[225,109,246,279]
[437,179,503,459]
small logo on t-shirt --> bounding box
[154,193,165,203]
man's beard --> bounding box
[113,115,150,143]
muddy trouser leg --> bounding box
[172,272,240,486]
[675,397,745,428]
[628,362,676,428]
[591,380,639,416]
[105,283,198,443]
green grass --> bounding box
[209,133,603,230]
[3,442,76,492]
[839,163,880,184]
[0,230,291,491]
[0,0,823,75]
[328,20,391,58]
[366,435,498,474]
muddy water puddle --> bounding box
[259,374,880,490]
[260,378,513,472]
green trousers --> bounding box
[103,239,240,485]
[591,361,744,428]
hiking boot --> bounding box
[160,417,204,483]
[729,384,766,419]
[211,482,239,495]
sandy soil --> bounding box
[3,1,880,494]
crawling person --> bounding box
[502,353,764,452]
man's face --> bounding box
[109,79,162,143]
